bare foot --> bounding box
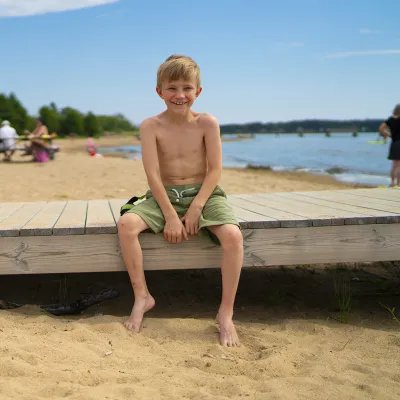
[124,294,155,332]
[216,313,240,347]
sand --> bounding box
[0,136,362,202]
[1,137,399,400]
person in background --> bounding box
[0,120,19,162]
[25,118,48,141]
[87,137,98,156]
[23,118,49,161]
[379,104,400,187]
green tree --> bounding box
[26,116,37,132]
[50,102,58,113]
[60,107,84,136]
[39,105,61,133]
[7,93,29,133]
[97,114,137,132]
[84,112,101,137]
[0,94,13,123]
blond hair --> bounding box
[157,55,201,89]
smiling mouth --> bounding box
[172,101,187,105]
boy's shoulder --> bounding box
[196,113,219,130]
[140,115,161,128]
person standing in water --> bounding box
[379,104,400,187]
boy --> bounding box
[118,55,243,347]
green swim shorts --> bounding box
[122,184,239,243]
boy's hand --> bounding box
[181,203,203,235]
[164,217,188,243]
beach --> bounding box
[0,136,362,202]
[1,137,399,400]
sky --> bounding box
[0,0,399,125]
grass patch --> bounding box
[379,302,400,325]
[333,270,352,323]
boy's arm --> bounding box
[192,114,222,208]
[140,119,179,221]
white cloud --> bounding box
[324,49,400,59]
[0,0,120,17]
[359,28,381,35]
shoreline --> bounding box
[46,135,386,188]
[1,144,365,203]
[93,137,383,188]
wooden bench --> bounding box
[1,188,400,275]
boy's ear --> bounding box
[196,87,203,98]
[156,87,163,99]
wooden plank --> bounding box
[229,196,288,223]
[0,202,25,223]
[85,200,117,234]
[297,191,400,223]
[0,202,46,237]
[330,190,400,208]
[228,199,280,228]
[53,200,87,235]
[336,188,400,203]
[235,193,334,227]
[1,223,400,274]
[230,195,311,228]
[272,192,381,225]
[20,202,67,236]
[109,199,127,224]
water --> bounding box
[101,133,392,186]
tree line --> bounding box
[0,93,137,137]
[220,119,384,134]
[1,92,385,137]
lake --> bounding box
[101,133,392,186]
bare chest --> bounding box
[157,129,205,159]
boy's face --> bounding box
[156,78,202,114]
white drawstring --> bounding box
[170,187,196,202]
[171,188,196,198]
[179,188,196,197]
[171,189,180,198]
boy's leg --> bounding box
[118,213,155,332]
[207,224,243,347]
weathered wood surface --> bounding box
[53,200,87,235]
[20,202,66,236]
[1,188,400,274]
[1,224,399,274]
[0,188,399,237]
[0,202,47,237]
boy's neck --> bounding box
[164,109,195,124]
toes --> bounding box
[220,330,240,347]
[124,320,140,332]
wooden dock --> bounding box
[1,188,400,275]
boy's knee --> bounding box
[220,226,243,249]
[118,214,143,236]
